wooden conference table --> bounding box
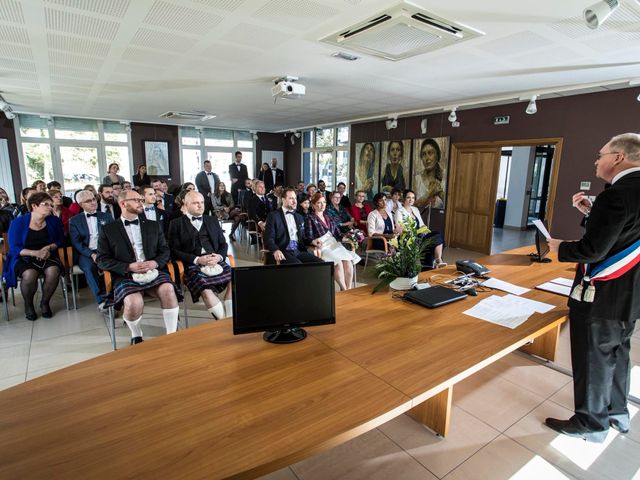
[0,246,574,479]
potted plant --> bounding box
[372,217,436,293]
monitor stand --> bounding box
[263,328,307,344]
[529,253,552,263]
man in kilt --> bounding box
[97,190,181,345]
[168,191,232,320]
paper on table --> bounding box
[463,295,530,329]
[549,277,573,287]
[482,277,530,295]
[500,294,555,313]
[536,281,571,296]
[533,219,551,239]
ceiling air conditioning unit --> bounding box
[159,111,216,121]
[320,1,484,61]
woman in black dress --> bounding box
[132,165,151,188]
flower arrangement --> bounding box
[342,228,365,251]
[372,217,435,293]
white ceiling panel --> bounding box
[2,0,639,132]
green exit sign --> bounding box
[494,115,510,125]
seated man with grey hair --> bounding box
[69,189,114,309]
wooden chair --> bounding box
[363,236,388,271]
[245,220,261,255]
[172,255,235,328]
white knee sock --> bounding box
[208,303,225,320]
[224,299,233,318]
[162,306,180,334]
[124,315,143,338]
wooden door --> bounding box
[445,145,501,254]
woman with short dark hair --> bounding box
[4,192,65,320]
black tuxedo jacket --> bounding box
[98,200,121,220]
[195,170,220,197]
[229,162,249,192]
[168,215,228,265]
[248,194,271,223]
[260,168,284,192]
[264,209,311,253]
[96,217,170,283]
[559,171,640,322]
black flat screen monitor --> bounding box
[533,221,551,263]
[232,262,335,343]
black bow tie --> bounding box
[144,207,154,211]
[285,211,295,215]
[207,172,213,176]
[124,219,139,226]
[86,213,97,218]
[192,216,202,222]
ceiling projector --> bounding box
[272,81,306,99]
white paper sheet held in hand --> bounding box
[463,294,555,329]
[533,219,551,240]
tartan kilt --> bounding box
[184,263,232,302]
[106,271,183,309]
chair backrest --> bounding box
[1,232,8,257]
[366,236,388,253]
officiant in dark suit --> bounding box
[194,160,220,215]
[69,190,113,308]
[264,188,323,265]
[97,190,181,345]
[168,191,232,320]
[229,151,249,203]
[546,133,640,442]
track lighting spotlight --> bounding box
[251,130,259,141]
[448,107,457,123]
[584,0,619,29]
[526,95,538,115]
[5,110,15,120]
[420,119,427,134]
[637,92,640,102]
[294,131,301,138]
[385,117,398,130]
[290,134,295,145]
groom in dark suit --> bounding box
[168,191,233,320]
[546,133,640,442]
[264,188,323,265]
[69,189,113,308]
[97,190,180,345]
[194,160,220,215]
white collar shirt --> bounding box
[186,212,203,232]
[85,211,99,250]
[206,171,216,192]
[143,204,157,221]
[282,207,298,241]
[611,166,640,185]
[121,217,146,262]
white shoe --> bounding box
[434,260,448,268]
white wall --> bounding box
[504,146,535,229]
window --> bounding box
[180,128,255,186]
[16,115,132,198]
[301,126,350,191]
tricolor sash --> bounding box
[571,237,640,302]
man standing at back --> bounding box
[545,133,640,442]
[195,160,220,215]
[229,151,248,204]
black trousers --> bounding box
[569,309,636,432]
[265,250,323,265]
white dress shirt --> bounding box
[282,207,299,242]
[143,205,157,221]
[86,212,99,251]
[206,171,216,193]
[612,166,640,185]
[121,217,146,262]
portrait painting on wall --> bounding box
[411,137,450,209]
[354,142,380,201]
[380,139,411,195]
[144,140,170,176]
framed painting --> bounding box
[144,140,169,176]
[411,137,450,209]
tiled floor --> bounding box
[2,228,639,479]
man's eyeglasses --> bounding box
[39,203,54,208]
[596,151,619,159]
[125,198,144,203]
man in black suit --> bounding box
[139,185,166,233]
[264,187,323,265]
[248,180,272,232]
[194,160,220,215]
[229,151,249,204]
[97,184,121,220]
[69,189,113,309]
[168,191,232,320]
[97,190,180,345]
[263,157,284,193]
[151,179,174,218]
[266,184,282,211]
[546,133,640,442]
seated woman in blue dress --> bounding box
[4,192,65,320]
[395,189,446,269]
[367,192,402,251]
[305,193,360,291]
